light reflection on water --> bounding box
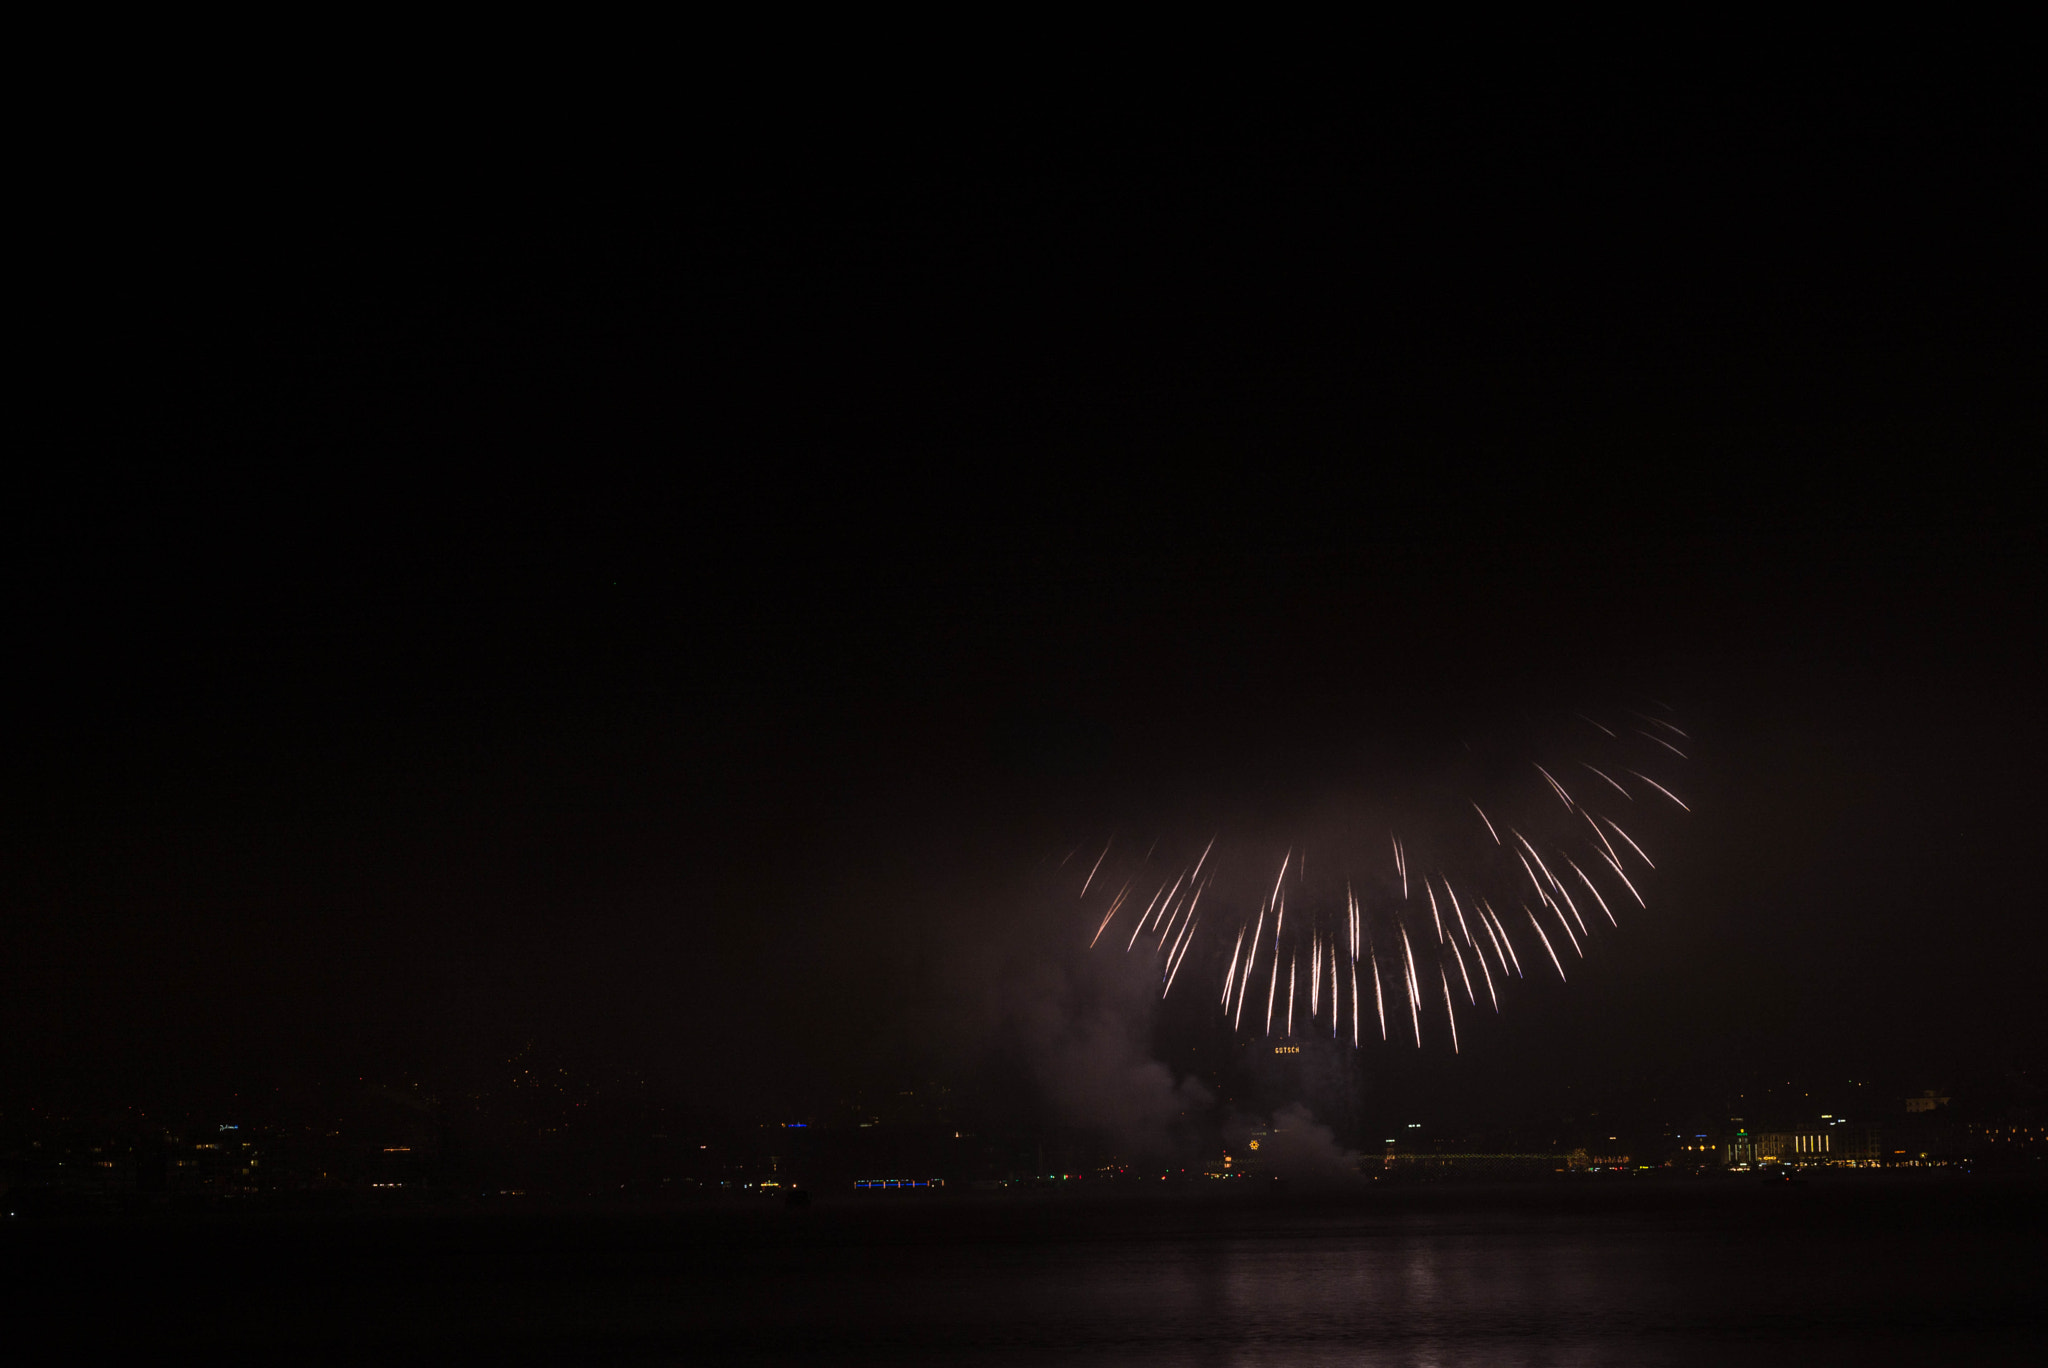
[20,1185,2042,1361]
[649,1198,2043,1365]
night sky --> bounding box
[11,78,2045,1133]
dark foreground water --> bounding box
[8,1176,2045,1363]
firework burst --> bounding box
[1065,706,1692,1051]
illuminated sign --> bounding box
[1274,1045,1300,1054]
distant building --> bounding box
[1381,1151,1571,1177]
[1753,1130,1832,1163]
[1722,1121,1885,1167]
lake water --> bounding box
[9,1176,2044,1363]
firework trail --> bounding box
[1566,857,1615,926]
[1286,953,1297,1036]
[1310,937,1322,1018]
[1628,771,1690,811]
[1580,763,1631,800]
[1470,921,1499,1011]
[1330,951,1340,1040]
[1527,908,1567,981]
[1233,904,1265,1030]
[1126,879,1168,951]
[1089,883,1132,948]
[1440,966,1459,1053]
[1064,707,1690,1053]
[1264,945,1279,1036]
[1445,879,1472,944]
[1221,925,1246,1008]
[1484,901,1523,978]
[1162,916,1199,997]
[1598,815,1655,868]
[1400,924,1422,1047]
[1448,935,1475,1005]
[1596,846,1645,907]
[1533,763,1573,810]
[1636,731,1687,759]
[1079,838,1112,898]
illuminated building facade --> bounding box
[1754,1130,1832,1162]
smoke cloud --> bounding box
[997,937,1214,1157]
[1232,1102,1365,1187]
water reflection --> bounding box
[646,1191,2045,1365]
[36,1185,2035,1360]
